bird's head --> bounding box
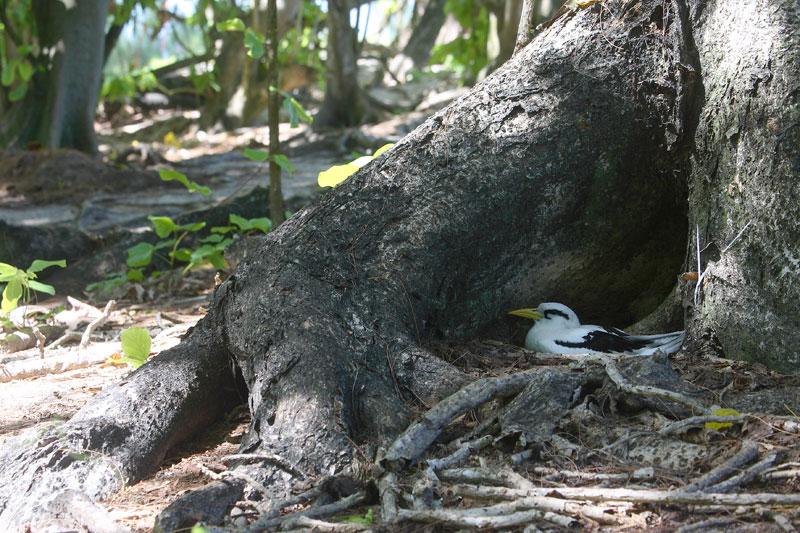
[509,303,580,326]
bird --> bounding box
[508,302,685,355]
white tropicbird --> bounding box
[509,302,685,355]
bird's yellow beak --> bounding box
[508,308,543,321]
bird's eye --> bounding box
[544,309,570,320]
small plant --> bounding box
[0,260,66,314]
[117,326,151,369]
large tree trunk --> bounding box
[1,0,798,528]
[0,0,108,153]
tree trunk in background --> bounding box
[1,0,798,528]
[683,0,800,372]
[266,0,286,227]
[402,0,449,68]
[0,0,108,153]
[313,0,375,129]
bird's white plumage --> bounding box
[510,302,685,355]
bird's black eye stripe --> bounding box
[544,309,570,320]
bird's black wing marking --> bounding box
[555,327,651,353]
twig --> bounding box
[80,300,116,349]
[595,356,709,414]
[458,485,800,506]
[384,368,539,466]
[437,467,534,490]
[707,451,780,493]
[530,466,655,483]
[198,464,276,510]
[451,484,632,525]
[683,440,759,493]
[427,435,493,471]
[693,222,751,305]
[279,515,369,532]
[32,325,46,359]
[378,472,400,522]
[397,503,577,529]
[677,517,740,533]
[245,491,366,532]
[223,453,310,479]
[659,414,744,437]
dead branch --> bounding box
[683,440,759,493]
[244,491,366,532]
[384,368,539,466]
[452,484,800,506]
[659,414,745,436]
[591,355,709,414]
[450,484,633,525]
[279,515,369,532]
[530,465,655,483]
[427,434,493,471]
[377,472,400,522]
[49,489,131,533]
[80,300,116,348]
[437,467,535,489]
[397,502,577,529]
[707,451,781,493]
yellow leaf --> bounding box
[318,164,360,187]
[705,408,741,430]
[163,131,181,148]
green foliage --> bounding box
[0,260,66,314]
[318,144,394,188]
[158,168,211,195]
[87,169,272,295]
[119,326,151,369]
[243,148,298,177]
[430,0,490,82]
[0,1,37,102]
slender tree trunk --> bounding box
[314,0,375,129]
[267,0,285,226]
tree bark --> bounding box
[682,0,800,372]
[0,0,108,153]
[402,0,449,68]
[1,0,798,528]
[314,0,376,129]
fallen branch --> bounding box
[279,515,369,532]
[594,356,709,414]
[244,491,366,533]
[450,484,632,525]
[437,467,535,489]
[683,440,759,493]
[450,484,800,506]
[707,451,780,493]
[427,435,492,471]
[397,501,577,529]
[384,368,539,466]
[530,465,655,483]
[80,300,116,349]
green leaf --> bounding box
[26,280,56,295]
[158,168,191,188]
[126,242,155,267]
[201,234,226,243]
[271,154,296,177]
[27,259,66,274]
[211,225,236,234]
[126,268,144,282]
[244,28,265,58]
[148,216,178,238]
[178,221,206,233]
[216,17,245,31]
[243,148,269,162]
[2,280,23,313]
[2,58,18,86]
[318,164,360,187]
[172,248,192,262]
[120,326,151,369]
[8,82,28,102]
[16,60,32,82]
[0,263,20,277]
